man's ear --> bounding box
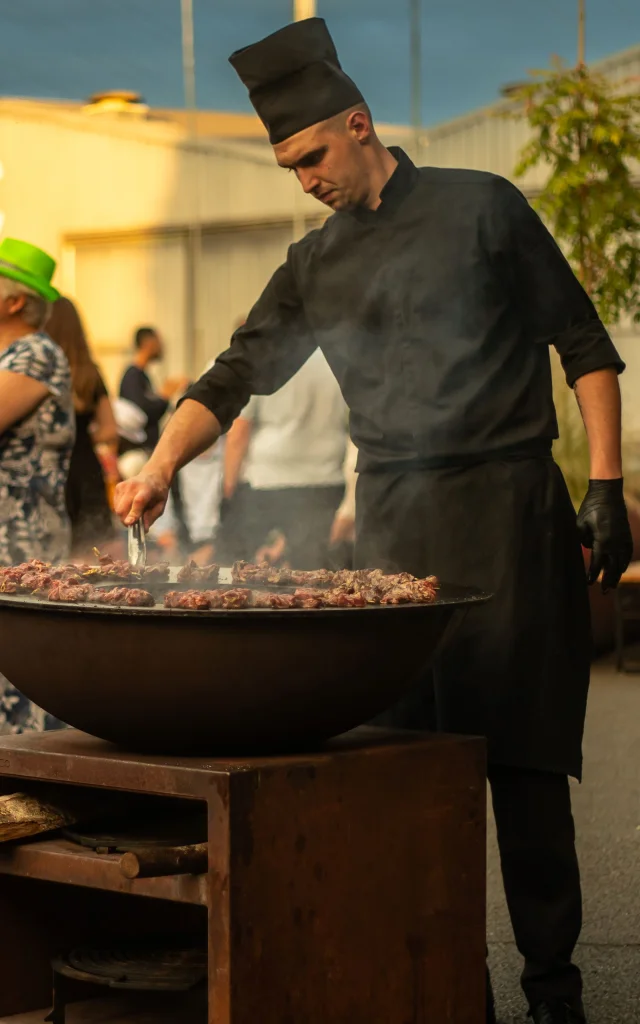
[347,110,372,144]
[7,294,26,316]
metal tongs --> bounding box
[127,519,147,570]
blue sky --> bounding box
[1,0,639,126]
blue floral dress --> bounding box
[0,332,75,733]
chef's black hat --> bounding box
[229,18,365,145]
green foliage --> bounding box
[507,61,640,326]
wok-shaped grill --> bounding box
[0,575,490,754]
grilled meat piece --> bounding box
[231,560,270,583]
[323,590,367,608]
[293,589,328,609]
[17,571,54,593]
[94,587,130,604]
[380,578,438,605]
[165,588,254,610]
[289,569,336,587]
[232,562,322,587]
[165,590,212,610]
[177,561,220,584]
[218,588,253,609]
[94,587,155,606]
[125,588,156,607]
[48,583,94,603]
[230,561,293,585]
[261,592,298,609]
[0,581,18,593]
[143,563,170,581]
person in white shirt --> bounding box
[218,347,356,569]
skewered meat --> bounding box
[177,561,220,584]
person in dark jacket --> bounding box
[114,20,633,1024]
[119,327,187,453]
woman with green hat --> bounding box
[0,238,74,732]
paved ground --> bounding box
[488,659,640,1023]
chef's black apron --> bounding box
[358,453,591,780]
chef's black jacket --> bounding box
[186,147,623,471]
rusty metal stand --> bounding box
[0,725,487,1023]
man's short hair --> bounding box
[134,326,157,349]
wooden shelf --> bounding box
[0,839,207,906]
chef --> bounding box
[114,18,632,1024]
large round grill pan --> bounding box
[0,576,490,754]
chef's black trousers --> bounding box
[488,764,583,1012]
[372,689,584,1010]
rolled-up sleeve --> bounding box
[493,179,625,387]
[182,247,317,432]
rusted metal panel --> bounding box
[226,736,487,1023]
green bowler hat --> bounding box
[0,237,60,302]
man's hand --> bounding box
[576,479,633,592]
[114,400,222,528]
[114,470,171,529]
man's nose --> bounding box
[298,169,320,195]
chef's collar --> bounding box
[348,147,420,223]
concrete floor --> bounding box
[489,659,640,1023]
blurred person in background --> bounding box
[0,238,73,733]
[47,296,118,558]
[217,348,355,569]
[119,325,191,559]
[113,398,148,480]
[119,326,188,454]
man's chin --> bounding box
[325,195,353,213]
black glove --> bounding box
[576,479,633,592]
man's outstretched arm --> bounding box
[114,400,221,527]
